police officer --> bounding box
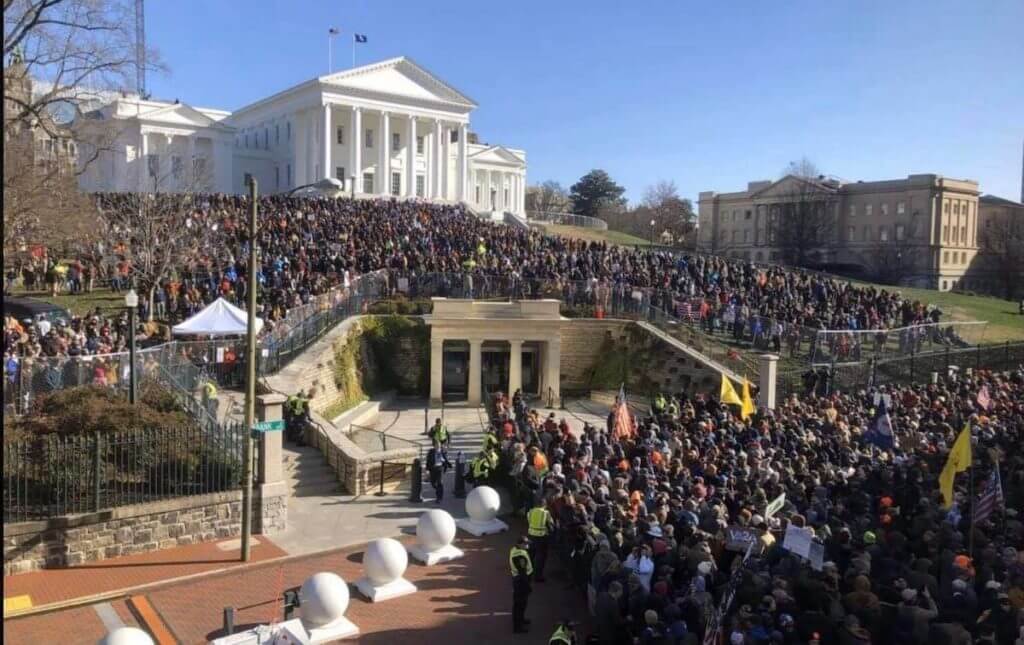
[427,417,450,448]
[526,501,554,582]
[469,449,492,487]
[201,378,219,419]
[549,620,578,644]
[510,536,533,633]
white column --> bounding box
[350,106,362,192]
[508,339,523,396]
[759,354,779,410]
[433,119,443,199]
[294,115,305,186]
[406,116,417,197]
[457,123,468,201]
[187,136,196,186]
[430,337,444,403]
[442,123,451,200]
[544,338,561,407]
[378,111,390,195]
[468,339,482,405]
[139,130,149,191]
[322,104,331,181]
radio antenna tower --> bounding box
[135,0,146,98]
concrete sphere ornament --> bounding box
[98,627,155,645]
[363,538,409,586]
[417,509,456,551]
[299,572,351,627]
[465,485,500,522]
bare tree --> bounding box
[774,176,838,268]
[783,157,820,179]
[642,180,696,244]
[4,0,161,256]
[978,219,1024,300]
[525,180,570,214]
[867,234,917,285]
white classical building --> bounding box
[77,57,526,215]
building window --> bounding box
[504,188,510,207]
[960,227,966,244]
[244,134,249,148]
[276,124,280,145]
[881,203,889,216]
[336,126,344,145]
[953,202,960,215]
[391,171,401,196]
[365,129,373,149]
[897,201,905,214]
[961,251,967,264]
[943,225,949,242]
[392,133,401,152]
[895,224,905,240]
[732,210,738,222]
[942,280,948,290]
[849,204,856,217]
[865,204,873,216]
[275,166,280,189]
[336,166,345,182]
[415,174,425,197]
[943,251,950,264]
[171,155,182,180]
[862,226,871,241]
[847,226,855,242]
[879,226,889,242]
[416,136,424,155]
[745,210,752,220]
[363,172,373,193]
[287,122,291,141]
[450,129,459,143]
[731,231,738,243]
[943,200,950,214]
[264,128,269,149]
[475,185,481,204]
[286,164,291,186]
[147,154,159,178]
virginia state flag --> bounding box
[938,423,972,508]
[864,398,896,450]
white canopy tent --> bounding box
[171,298,264,337]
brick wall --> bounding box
[3,491,243,576]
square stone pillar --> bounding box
[759,354,779,410]
[508,339,523,396]
[255,393,288,534]
[468,339,483,405]
[544,338,561,408]
[430,337,444,404]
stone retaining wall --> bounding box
[3,491,242,576]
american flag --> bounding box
[612,383,636,439]
[976,385,991,411]
[973,465,1004,524]
[675,298,701,322]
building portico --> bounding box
[425,299,564,406]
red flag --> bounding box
[612,398,636,440]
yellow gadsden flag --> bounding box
[741,379,756,421]
[938,423,972,508]
[720,374,743,407]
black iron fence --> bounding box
[3,421,246,523]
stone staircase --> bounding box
[282,443,343,497]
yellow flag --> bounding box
[938,423,972,508]
[720,374,742,407]
[741,379,756,420]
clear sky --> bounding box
[146,0,1024,203]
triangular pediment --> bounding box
[319,57,477,107]
[469,145,524,166]
[141,103,220,129]
[750,174,835,199]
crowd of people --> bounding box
[481,368,1023,644]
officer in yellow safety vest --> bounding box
[427,418,450,448]
[526,502,554,582]
[202,379,219,419]
[549,620,578,644]
[510,536,533,634]
[470,450,492,485]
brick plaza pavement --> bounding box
[5,519,591,644]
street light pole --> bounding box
[650,219,656,245]
[125,289,139,405]
[240,177,259,562]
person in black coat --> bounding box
[512,547,533,633]
[425,440,451,504]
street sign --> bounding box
[253,419,285,432]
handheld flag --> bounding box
[973,465,1004,524]
[864,397,896,450]
[612,383,635,440]
[720,375,742,407]
[938,423,972,508]
[740,378,755,421]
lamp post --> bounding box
[650,219,656,245]
[240,176,259,562]
[125,289,139,404]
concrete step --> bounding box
[290,480,342,496]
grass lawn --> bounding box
[537,223,654,246]
[8,286,128,317]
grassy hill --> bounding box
[534,222,653,246]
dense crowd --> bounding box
[483,369,1023,644]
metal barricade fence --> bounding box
[525,211,609,230]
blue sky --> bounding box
[147,0,1024,203]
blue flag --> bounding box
[865,397,896,450]
[354,34,368,43]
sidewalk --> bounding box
[5,519,591,645]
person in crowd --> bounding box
[425,439,451,505]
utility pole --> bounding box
[240,177,259,561]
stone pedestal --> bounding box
[758,354,779,410]
[456,517,509,536]
[407,543,464,566]
[307,618,359,643]
[354,576,417,602]
[255,393,288,534]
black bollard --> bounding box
[409,458,424,503]
[223,607,235,635]
[454,450,467,498]
[283,588,301,620]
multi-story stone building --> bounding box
[970,195,1024,299]
[3,50,78,177]
[698,173,982,291]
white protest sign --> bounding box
[782,523,813,559]
[765,493,786,520]
[808,541,825,571]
